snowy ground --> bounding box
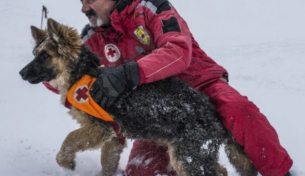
[0,0,304,175]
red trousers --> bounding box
[124,80,292,176]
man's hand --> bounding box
[88,61,140,110]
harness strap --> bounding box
[106,121,126,145]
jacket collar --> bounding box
[113,0,135,14]
[110,0,141,23]
[93,0,141,37]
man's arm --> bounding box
[136,1,193,84]
[87,2,195,109]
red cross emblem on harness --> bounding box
[107,48,116,57]
[104,44,121,63]
[74,85,89,103]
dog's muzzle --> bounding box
[19,66,31,80]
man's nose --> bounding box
[81,1,90,14]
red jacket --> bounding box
[83,0,227,89]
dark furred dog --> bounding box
[20,19,257,176]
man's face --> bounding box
[81,0,116,27]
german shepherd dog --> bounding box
[19,18,257,176]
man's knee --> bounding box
[125,140,177,176]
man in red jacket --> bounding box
[46,0,293,175]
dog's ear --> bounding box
[47,18,62,43]
[47,18,81,46]
[30,26,47,45]
[46,18,82,58]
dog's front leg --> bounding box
[100,137,125,176]
[56,123,112,170]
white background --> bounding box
[0,0,304,175]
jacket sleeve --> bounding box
[136,2,193,84]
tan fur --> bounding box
[226,143,258,176]
[49,57,71,94]
[56,105,124,173]
[30,19,125,174]
[56,122,114,169]
[69,107,93,126]
[166,140,230,176]
[216,163,228,176]
[167,143,190,176]
[46,18,82,60]
[101,137,126,176]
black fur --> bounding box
[107,77,228,175]
[19,50,57,84]
[68,45,100,88]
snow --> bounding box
[0,0,304,175]
[201,140,212,150]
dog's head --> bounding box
[19,18,82,88]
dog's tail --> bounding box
[225,136,258,176]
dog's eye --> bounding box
[43,53,50,59]
[38,51,50,60]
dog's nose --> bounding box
[19,68,28,80]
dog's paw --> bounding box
[56,151,76,170]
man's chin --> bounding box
[88,17,104,28]
[97,18,104,26]
[88,16,98,27]
[89,22,97,28]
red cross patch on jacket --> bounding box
[66,75,114,121]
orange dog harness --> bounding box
[66,75,114,121]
